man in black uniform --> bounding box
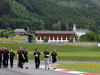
[44,47,50,70]
[17,47,25,68]
[0,46,2,68]
[33,49,41,69]
[2,47,9,68]
[10,49,15,68]
[2,47,5,67]
[23,47,29,69]
[51,49,58,69]
[17,49,20,68]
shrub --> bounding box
[44,37,48,43]
[69,38,73,42]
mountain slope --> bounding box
[0,0,100,33]
[0,0,45,30]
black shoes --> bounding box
[45,68,50,70]
[26,67,29,69]
[36,66,39,69]
[48,68,50,70]
[37,67,39,69]
[53,68,56,70]
[21,66,23,68]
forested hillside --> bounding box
[0,0,100,33]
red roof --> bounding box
[35,31,75,35]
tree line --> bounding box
[79,31,100,42]
[0,0,100,33]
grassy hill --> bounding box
[0,0,100,33]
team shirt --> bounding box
[17,50,24,59]
[0,50,2,59]
[44,51,49,58]
[33,51,41,59]
[2,50,9,59]
[23,50,28,59]
[10,52,15,59]
[51,52,57,59]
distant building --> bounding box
[73,23,89,39]
[35,31,75,43]
[14,29,26,36]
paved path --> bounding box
[0,60,100,75]
[0,64,76,75]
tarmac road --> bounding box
[0,64,77,75]
[1,60,100,75]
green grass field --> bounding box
[0,43,100,61]
[57,64,100,73]
[0,36,27,42]
[48,42,97,46]
[0,36,98,46]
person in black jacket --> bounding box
[33,49,41,69]
[0,46,2,68]
[2,47,5,67]
[23,48,29,69]
[17,47,25,68]
[10,49,15,68]
[2,47,9,68]
[51,49,58,69]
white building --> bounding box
[73,23,89,39]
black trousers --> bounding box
[18,59,23,68]
[0,59,2,67]
[3,58,8,67]
[10,58,14,68]
[35,59,40,69]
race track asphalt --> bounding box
[1,60,100,75]
[0,60,78,75]
[0,64,77,75]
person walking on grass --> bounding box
[51,49,58,70]
[33,49,41,69]
[44,47,50,70]
[10,49,15,68]
[23,47,29,69]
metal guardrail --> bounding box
[0,42,97,47]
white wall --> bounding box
[36,37,75,43]
[75,32,86,39]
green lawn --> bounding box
[0,43,100,61]
[0,37,98,46]
[0,38,12,42]
[0,36,27,42]
[48,42,97,46]
[57,64,100,73]
[13,36,27,42]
